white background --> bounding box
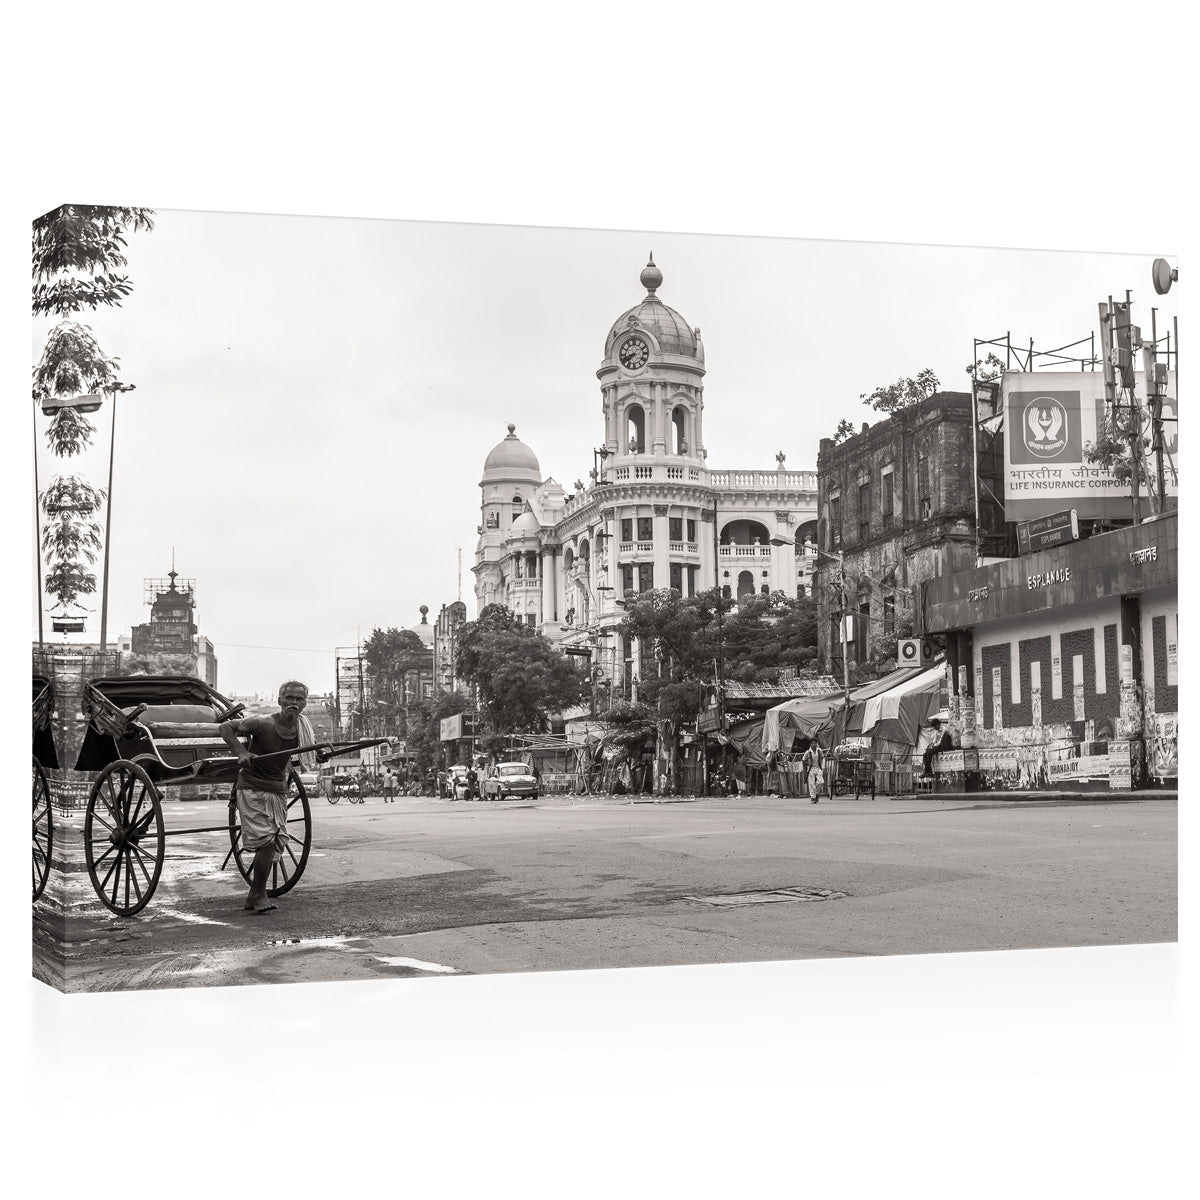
[5,3,1193,1196]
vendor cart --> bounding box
[828,741,876,800]
[32,674,57,901]
[75,675,383,916]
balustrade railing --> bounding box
[709,469,817,490]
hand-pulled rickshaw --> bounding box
[75,675,384,916]
[32,674,57,901]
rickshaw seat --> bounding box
[122,704,225,740]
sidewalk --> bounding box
[626,788,1178,805]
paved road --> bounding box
[33,790,1177,993]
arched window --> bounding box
[578,537,590,562]
[625,404,646,454]
[563,547,574,574]
[722,519,771,545]
[737,570,755,599]
[512,494,523,520]
[672,406,688,454]
[795,520,818,555]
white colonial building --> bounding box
[472,257,819,699]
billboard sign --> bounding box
[1002,371,1177,520]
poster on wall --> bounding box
[1150,714,1178,779]
[1003,370,1178,521]
[1108,740,1132,790]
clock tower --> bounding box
[596,255,706,463]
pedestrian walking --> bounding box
[802,742,824,803]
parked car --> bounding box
[481,761,539,801]
[296,771,320,794]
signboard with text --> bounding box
[1016,508,1079,555]
[1003,370,1177,520]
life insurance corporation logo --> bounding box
[1022,395,1071,458]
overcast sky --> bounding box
[29,211,1177,696]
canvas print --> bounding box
[31,207,1178,993]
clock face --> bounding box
[619,337,649,369]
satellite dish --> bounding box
[1152,258,1177,295]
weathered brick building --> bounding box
[815,391,975,676]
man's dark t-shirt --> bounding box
[239,717,299,795]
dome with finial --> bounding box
[409,605,435,646]
[482,422,541,479]
[604,255,699,359]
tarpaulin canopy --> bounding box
[854,665,943,746]
[761,694,839,754]
[727,717,770,767]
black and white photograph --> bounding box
[11,7,1190,1195]
[30,208,1179,993]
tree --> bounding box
[965,352,1005,384]
[831,418,856,445]
[616,588,819,793]
[860,368,939,415]
[33,205,154,619]
[404,690,471,775]
[362,626,431,733]
[456,605,588,747]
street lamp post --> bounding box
[98,384,132,653]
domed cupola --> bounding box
[481,423,541,485]
[509,509,541,540]
[603,255,701,362]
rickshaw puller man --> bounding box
[220,681,314,914]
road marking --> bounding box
[374,956,457,973]
[156,908,233,927]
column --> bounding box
[541,547,557,623]
[653,504,670,594]
[600,507,616,612]
[700,505,716,595]
[653,383,666,454]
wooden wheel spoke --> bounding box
[125,850,144,903]
[109,856,124,908]
[128,785,151,830]
[89,840,118,869]
[96,847,122,892]
[126,840,156,885]
[90,808,117,835]
[101,775,122,824]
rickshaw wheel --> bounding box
[228,769,313,898]
[85,760,164,916]
[33,757,53,902]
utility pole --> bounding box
[818,548,851,711]
[712,494,724,692]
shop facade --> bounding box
[923,511,1177,791]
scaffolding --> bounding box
[971,331,1102,560]
[973,301,1179,555]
